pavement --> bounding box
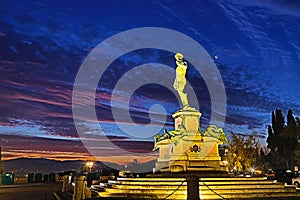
[0,182,62,200]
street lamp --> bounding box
[86,161,94,172]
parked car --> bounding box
[266,171,276,180]
[274,169,295,184]
[292,177,300,188]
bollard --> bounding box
[73,176,86,200]
[62,175,68,192]
[187,175,200,200]
[84,183,92,199]
[62,175,72,192]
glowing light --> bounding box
[86,161,94,172]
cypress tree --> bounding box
[287,109,297,132]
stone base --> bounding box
[155,108,228,174]
[155,135,227,173]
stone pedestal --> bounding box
[173,108,201,131]
[155,108,226,173]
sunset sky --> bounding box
[0,0,299,164]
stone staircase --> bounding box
[97,177,300,199]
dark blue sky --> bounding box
[0,0,299,163]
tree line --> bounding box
[224,109,300,173]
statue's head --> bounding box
[175,53,183,61]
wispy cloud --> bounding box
[0,0,299,163]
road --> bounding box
[0,182,62,200]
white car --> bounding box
[292,177,300,188]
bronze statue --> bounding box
[173,53,189,108]
[153,125,187,151]
[203,125,229,143]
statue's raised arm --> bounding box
[173,53,189,108]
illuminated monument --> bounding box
[153,53,228,173]
[97,53,300,200]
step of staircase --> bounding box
[97,177,300,199]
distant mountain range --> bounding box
[2,158,117,176]
[2,158,156,177]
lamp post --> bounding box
[86,161,94,172]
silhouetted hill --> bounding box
[123,159,156,173]
[2,158,122,177]
[2,158,157,177]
